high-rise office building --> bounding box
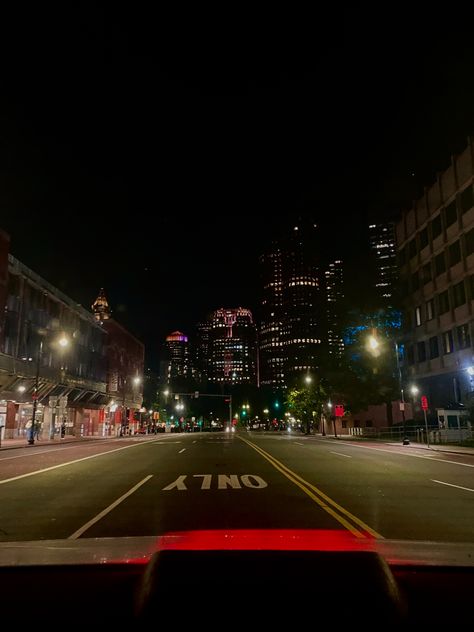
[325,259,345,358]
[208,308,257,385]
[259,220,324,388]
[259,243,285,388]
[369,222,398,304]
[195,319,212,381]
[281,221,323,382]
[165,331,190,383]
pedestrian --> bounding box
[34,421,41,441]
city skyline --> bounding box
[1,12,474,368]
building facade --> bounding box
[259,242,285,388]
[195,319,212,382]
[396,139,474,410]
[165,331,190,384]
[259,220,324,388]
[369,222,398,305]
[325,259,345,358]
[208,308,257,385]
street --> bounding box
[0,432,473,543]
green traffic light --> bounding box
[274,401,280,408]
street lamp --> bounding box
[304,375,312,384]
[367,332,409,445]
[28,332,70,445]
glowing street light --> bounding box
[133,376,141,386]
[304,375,312,384]
[410,385,419,396]
[17,385,26,393]
[58,335,69,348]
[367,335,379,351]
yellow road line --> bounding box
[239,436,383,539]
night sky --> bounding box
[1,9,474,368]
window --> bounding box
[444,201,457,227]
[415,306,421,326]
[426,299,435,321]
[466,227,474,256]
[431,214,442,239]
[407,345,415,365]
[419,227,429,250]
[411,270,420,291]
[457,324,471,349]
[461,186,474,213]
[438,290,450,314]
[435,252,446,276]
[449,240,461,266]
[408,239,417,259]
[417,341,426,362]
[429,336,439,359]
[442,330,454,354]
[422,262,432,284]
[453,281,466,307]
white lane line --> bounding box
[193,441,197,444]
[179,448,186,453]
[332,440,474,468]
[68,475,153,539]
[330,451,352,458]
[294,442,305,446]
[432,479,474,493]
[0,442,156,486]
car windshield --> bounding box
[1,10,474,579]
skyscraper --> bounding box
[208,308,257,385]
[369,222,398,304]
[92,288,111,322]
[259,243,285,388]
[195,319,212,382]
[325,259,345,358]
[259,220,324,388]
[281,221,323,383]
[165,331,190,384]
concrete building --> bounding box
[325,259,345,358]
[396,138,474,411]
[208,308,257,385]
[369,222,398,305]
[165,331,190,384]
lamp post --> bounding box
[28,332,70,445]
[367,334,409,445]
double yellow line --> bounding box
[239,436,383,540]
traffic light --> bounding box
[274,401,280,409]
[242,410,246,416]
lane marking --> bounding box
[239,437,380,539]
[330,451,352,458]
[179,448,186,454]
[432,479,474,493]
[193,441,197,444]
[68,475,153,539]
[294,442,305,446]
[0,440,164,486]
[319,440,474,468]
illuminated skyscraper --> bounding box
[259,243,284,387]
[259,219,324,388]
[369,222,398,304]
[92,288,111,322]
[325,260,344,358]
[165,331,190,383]
[208,308,257,385]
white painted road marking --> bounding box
[179,448,186,453]
[332,440,474,468]
[294,442,305,446]
[162,474,268,490]
[193,441,197,444]
[68,475,153,539]
[330,451,352,458]
[0,442,155,485]
[193,474,212,489]
[432,479,474,493]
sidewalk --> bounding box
[0,435,109,450]
[318,433,474,456]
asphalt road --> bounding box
[0,431,473,543]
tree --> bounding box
[286,380,327,434]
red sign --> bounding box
[335,405,344,417]
[421,396,428,410]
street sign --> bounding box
[335,404,344,417]
[399,402,405,411]
[194,391,199,399]
[421,395,428,410]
